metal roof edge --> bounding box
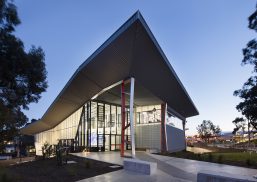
[136,12,199,115]
[40,11,141,122]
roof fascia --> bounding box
[40,12,141,122]
[136,12,199,115]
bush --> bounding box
[42,142,50,159]
[208,153,213,162]
[246,158,251,166]
[218,155,223,164]
[197,154,202,161]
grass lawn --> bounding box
[159,150,257,169]
[0,155,122,182]
[211,152,257,166]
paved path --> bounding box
[146,153,257,181]
[77,169,189,182]
[73,152,189,182]
[73,151,257,182]
[136,152,197,181]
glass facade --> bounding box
[34,108,82,154]
[166,112,183,130]
[135,105,161,125]
[74,103,162,151]
[74,100,131,152]
[35,100,185,154]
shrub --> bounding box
[42,142,50,159]
[246,158,251,166]
[208,153,213,162]
[218,155,223,164]
[197,154,202,161]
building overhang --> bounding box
[21,11,199,135]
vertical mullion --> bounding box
[115,106,117,150]
[110,105,111,151]
[87,103,89,148]
[83,106,85,147]
[103,104,105,151]
[90,101,91,149]
[97,102,99,149]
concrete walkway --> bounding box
[77,168,189,182]
[146,153,257,181]
[72,151,124,165]
[72,151,257,182]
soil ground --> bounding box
[0,155,122,182]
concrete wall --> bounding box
[135,123,161,151]
[166,125,186,152]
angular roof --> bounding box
[21,11,199,135]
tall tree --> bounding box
[196,120,221,143]
[232,117,248,144]
[0,0,47,151]
[233,4,257,136]
[232,117,246,135]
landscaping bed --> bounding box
[0,154,122,182]
[158,150,257,169]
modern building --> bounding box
[21,11,199,156]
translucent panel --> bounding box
[34,107,82,147]
[136,112,140,124]
[91,102,97,130]
[90,129,97,147]
[35,100,136,153]
[166,112,183,130]
[116,135,121,150]
[98,134,104,147]
[116,107,121,134]
[111,135,116,150]
[104,104,109,134]
[105,135,110,151]
[135,105,161,125]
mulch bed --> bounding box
[0,155,122,182]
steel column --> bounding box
[121,81,126,157]
[161,103,167,152]
[130,77,135,158]
[182,120,186,149]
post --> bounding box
[182,120,187,149]
[121,81,125,157]
[161,103,167,152]
[130,77,135,158]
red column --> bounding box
[182,120,186,148]
[121,81,126,157]
[161,103,167,152]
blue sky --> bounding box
[15,1,256,135]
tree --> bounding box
[0,0,47,151]
[232,117,247,143]
[196,120,221,143]
[232,117,246,135]
[233,4,257,136]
